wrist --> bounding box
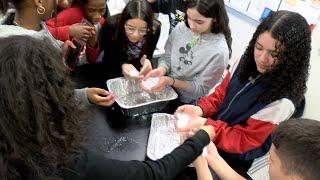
[170,77,175,86]
[158,66,167,76]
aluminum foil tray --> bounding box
[147,113,181,160]
[107,77,178,116]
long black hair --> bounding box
[112,0,155,58]
[184,0,232,58]
[237,11,311,106]
[0,36,87,179]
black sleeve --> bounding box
[149,0,171,14]
[100,16,116,51]
[66,130,210,180]
[146,19,161,59]
[99,16,123,79]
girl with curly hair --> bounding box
[175,10,311,177]
[0,35,214,179]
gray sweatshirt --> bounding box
[158,23,229,103]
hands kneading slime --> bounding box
[176,112,208,156]
[141,77,160,90]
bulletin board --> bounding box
[224,0,320,25]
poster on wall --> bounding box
[225,0,320,25]
[278,0,320,25]
[228,0,251,12]
[246,0,282,20]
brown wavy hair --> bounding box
[0,36,87,179]
[237,11,311,106]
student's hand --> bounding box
[62,40,76,59]
[193,156,207,169]
[143,67,166,80]
[175,115,207,132]
[141,76,171,92]
[87,27,98,48]
[86,88,115,107]
[139,55,152,78]
[193,156,213,180]
[147,0,157,3]
[69,23,95,40]
[204,142,221,167]
[122,63,139,80]
[178,125,215,143]
[175,104,204,117]
[77,45,86,63]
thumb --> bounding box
[92,88,109,96]
[140,55,147,65]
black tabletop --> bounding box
[84,105,152,161]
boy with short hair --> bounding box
[194,118,320,180]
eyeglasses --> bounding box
[124,24,148,36]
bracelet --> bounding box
[171,77,175,86]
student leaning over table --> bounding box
[174,10,311,177]
[99,0,160,81]
[144,0,232,105]
[0,0,113,107]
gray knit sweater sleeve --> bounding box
[74,88,91,106]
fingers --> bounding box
[139,58,152,77]
[92,87,109,96]
[62,40,76,59]
[140,55,147,65]
[175,105,186,114]
[78,45,86,60]
[87,88,116,107]
[96,95,115,107]
[143,69,158,80]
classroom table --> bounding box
[84,105,152,161]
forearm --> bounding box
[167,77,189,91]
[143,129,210,179]
[207,154,245,180]
[194,157,213,180]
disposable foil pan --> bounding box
[147,113,181,160]
[107,77,178,116]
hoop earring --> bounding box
[37,6,46,15]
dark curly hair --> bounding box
[237,10,311,106]
[184,0,232,58]
[0,36,87,179]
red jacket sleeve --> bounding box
[206,118,276,154]
[86,45,100,63]
[197,72,231,117]
[46,7,84,41]
[204,99,294,154]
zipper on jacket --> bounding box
[216,75,261,120]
